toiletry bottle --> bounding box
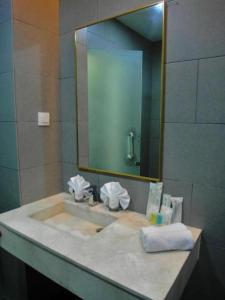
[160,194,173,225]
[87,185,98,206]
[146,182,163,224]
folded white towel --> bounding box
[67,175,90,201]
[140,223,194,253]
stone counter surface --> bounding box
[0,193,201,300]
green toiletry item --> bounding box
[156,213,163,225]
[149,212,157,225]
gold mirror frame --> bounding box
[74,0,166,182]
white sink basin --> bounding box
[30,201,117,239]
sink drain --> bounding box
[96,227,104,233]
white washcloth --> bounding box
[100,182,130,210]
[67,175,90,200]
[140,223,194,253]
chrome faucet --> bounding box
[84,185,98,206]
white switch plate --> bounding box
[38,112,50,126]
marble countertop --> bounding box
[0,193,201,300]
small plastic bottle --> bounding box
[156,213,163,225]
[149,212,157,225]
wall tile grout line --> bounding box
[194,60,200,123]
[59,76,75,80]
[0,165,18,171]
[166,53,225,65]
[11,24,23,205]
[0,120,16,123]
[189,183,194,226]
[163,121,225,125]
[19,161,62,171]
[14,121,62,124]
[0,70,14,76]
[13,17,59,35]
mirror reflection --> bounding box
[75,2,164,180]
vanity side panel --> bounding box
[165,237,201,300]
[0,226,143,300]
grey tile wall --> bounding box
[13,20,59,77]
[0,0,12,24]
[98,0,155,20]
[197,56,225,123]
[0,122,18,169]
[0,2,25,299]
[163,123,225,187]
[60,31,75,78]
[12,1,61,205]
[15,70,59,122]
[61,122,77,164]
[0,167,20,212]
[165,0,225,296]
[20,163,62,205]
[0,0,19,213]
[191,184,225,248]
[17,122,60,169]
[60,0,98,34]
[166,0,225,62]
[60,77,76,122]
[13,0,59,33]
[0,20,13,74]
[60,0,225,297]
[0,72,15,121]
[165,60,198,123]
[60,29,77,190]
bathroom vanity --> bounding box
[0,193,201,300]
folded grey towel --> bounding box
[140,223,194,253]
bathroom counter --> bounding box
[0,193,201,300]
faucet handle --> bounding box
[85,185,99,206]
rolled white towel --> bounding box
[140,223,194,253]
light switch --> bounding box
[38,112,50,126]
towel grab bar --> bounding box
[127,131,135,160]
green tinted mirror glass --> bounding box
[75,1,165,181]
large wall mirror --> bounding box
[75,1,165,182]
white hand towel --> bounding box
[67,175,90,201]
[140,223,194,253]
[100,182,130,210]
